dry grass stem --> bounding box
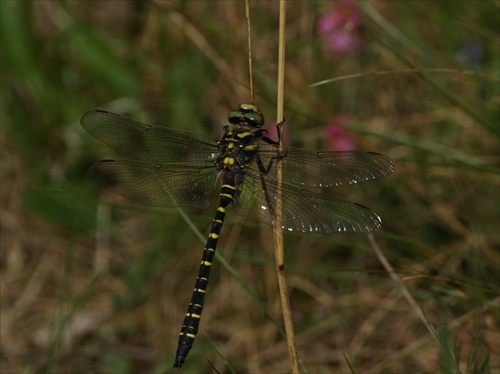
[273,1,300,373]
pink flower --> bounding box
[317,0,364,54]
[324,116,356,151]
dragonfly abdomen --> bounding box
[174,117,263,367]
[173,184,235,368]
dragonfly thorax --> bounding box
[215,123,263,175]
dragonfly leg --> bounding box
[255,151,288,175]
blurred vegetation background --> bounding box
[1,1,498,373]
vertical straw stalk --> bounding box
[245,1,298,370]
[274,1,300,373]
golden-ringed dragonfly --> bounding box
[80,104,394,368]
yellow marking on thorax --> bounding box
[236,131,252,139]
[223,157,235,165]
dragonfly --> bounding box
[80,103,394,368]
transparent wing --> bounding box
[81,110,218,162]
[233,169,383,233]
[257,145,395,188]
[87,159,216,208]
[81,110,393,228]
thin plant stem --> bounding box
[245,0,254,103]
[274,1,299,373]
[367,232,459,368]
[367,233,438,337]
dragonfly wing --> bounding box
[87,159,216,208]
[257,145,395,188]
[81,110,218,162]
[233,171,382,233]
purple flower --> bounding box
[456,40,483,67]
[317,0,364,54]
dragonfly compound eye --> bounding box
[228,110,245,124]
[227,107,264,128]
[243,111,264,128]
[238,103,264,128]
[227,110,264,128]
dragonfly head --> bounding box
[228,103,264,128]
